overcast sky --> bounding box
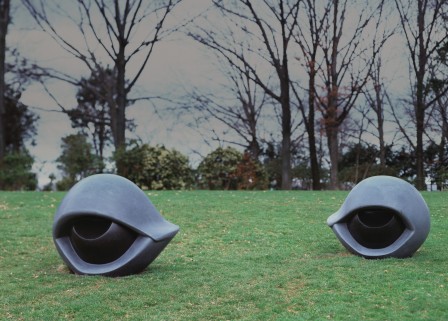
[7,1,411,188]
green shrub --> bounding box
[0,150,37,190]
[56,134,104,190]
[197,147,242,190]
[115,143,193,190]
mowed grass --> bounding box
[0,190,447,321]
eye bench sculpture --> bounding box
[53,174,430,277]
[53,174,179,277]
[327,176,430,259]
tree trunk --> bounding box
[308,67,321,190]
[415,103,425,190]
[327,0,341,190]
[373,79,386,169]
[114,16,128,175]
[280,79,292,190]
[437,135,446,191]
[248,137,261,159]
[247,100,262,158]
[326,123,339,189]
[0,0,9,162]
[308,129,321,190]
[439,105,448,189]
[377,106,386,170]
[415,0,427,191]
[280,50,292,190]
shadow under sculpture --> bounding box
[53,174,179,276]
[327,176,430,259]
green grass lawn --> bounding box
[0,190,447,320]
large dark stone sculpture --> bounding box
[327,176,430,258]
[53,174,179,276]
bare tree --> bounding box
[190,0,301,189]
[0,0,10,162]
[432,92,448,188]
[314,0,389,189]
[292,0,332,190]
[22,0,182,173]
[70,66,116,163]
[394,0,448,190]
[189,61,268,159]
[338,107,372,184]
[363,58,388,169]
[425,40,448,189]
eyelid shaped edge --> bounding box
[54,234,174,276]
[327,176,430,258]
[53,174,179,242]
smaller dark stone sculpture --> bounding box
[327,176,430,258]
[53,174,179,276]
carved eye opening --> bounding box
[347,207,406,249]
[72,217,111,239]
[70,216,138,264]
